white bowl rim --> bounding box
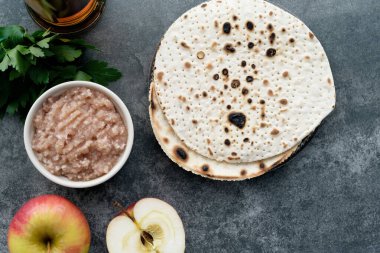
[24,81,134,188]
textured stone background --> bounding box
[0,0,379,252]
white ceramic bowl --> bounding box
[24,81,134,188]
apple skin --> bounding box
[8,195,91,253]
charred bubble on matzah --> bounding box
[231,79,240,89]
[246,21,254,31]
[224,43,236,53]
[266,48,276,57]
[202,165,209,172]
[228,112,246,129]
[269,32,276,44]
[174,147,188,161]
[223,22,232,34]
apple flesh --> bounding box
[8,195,91,253]
[107,198,185,253]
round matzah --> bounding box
[153,0,335,163]
[150,83,299,180]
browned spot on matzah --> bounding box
[180,42,190,49]
[279,99,288,105]
[271,128,280,135]
[157,72,164,82]
[178,95,186,102]
[260,106,266,119]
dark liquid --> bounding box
[53,0,90,17]
[25,0,106,34]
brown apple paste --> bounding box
[32,87,128,181]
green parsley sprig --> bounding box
[0,25,122,119]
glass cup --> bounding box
[25,0,106,34]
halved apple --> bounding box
[106,198,185,253]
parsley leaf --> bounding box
[29,46,45,57]
[36,35,56,48]
[82,60,122,85]
[0,47,30,74]
[29,66,49,84]
[75,71,92,81]
[9,70,22,81]
[0,25,25,46]
[51,45,82,62]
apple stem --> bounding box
[112,200,130,216]
[112,200,124,210]
[47,241,51,253]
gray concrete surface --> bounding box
[0,0,379,252]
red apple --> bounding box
[8,195,91,253]
[107,198,186,253]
